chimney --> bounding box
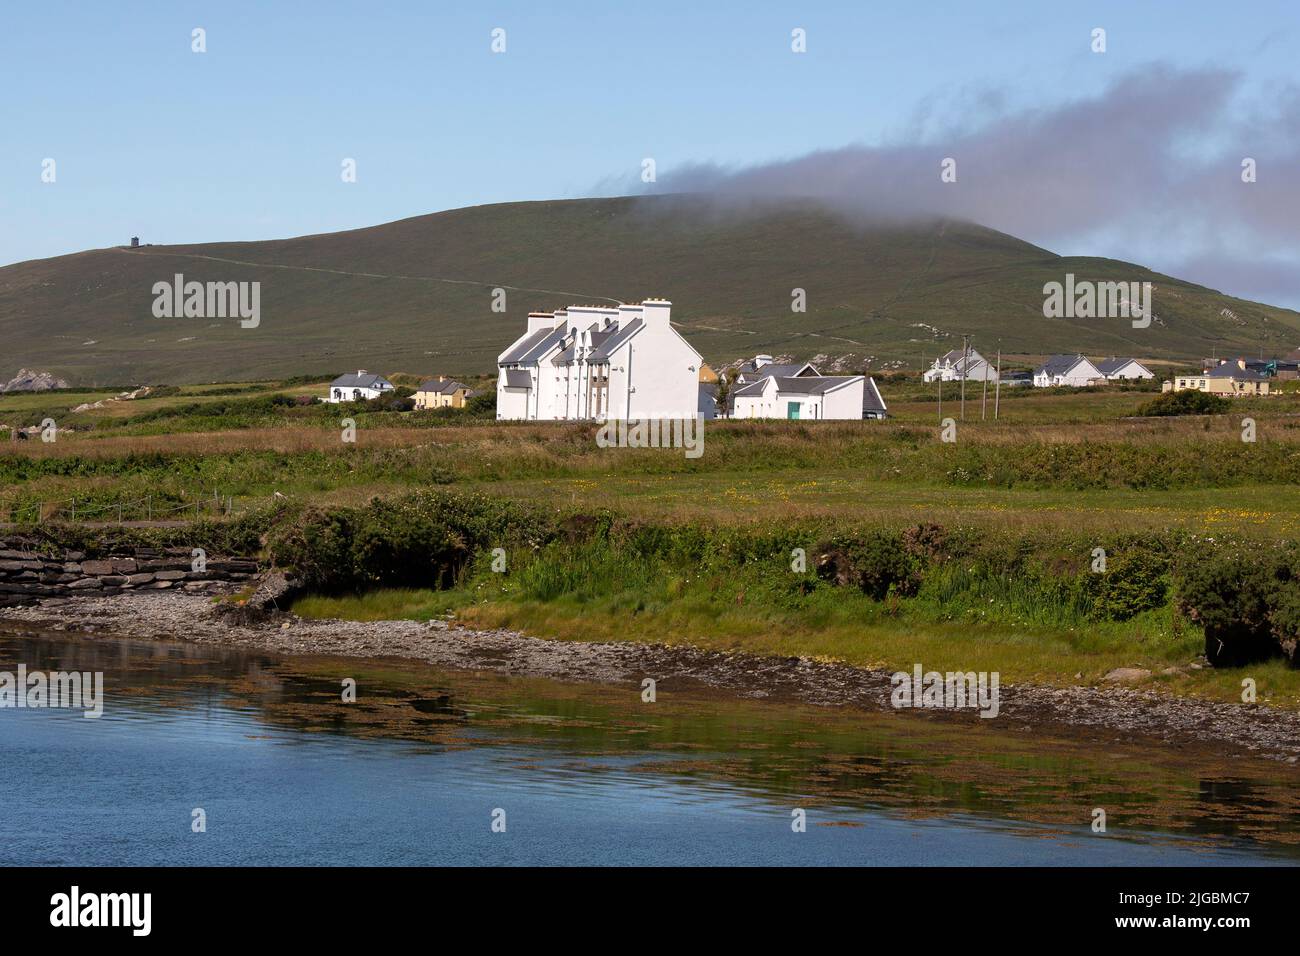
[438,375,445,382]
[754,354,773,368]
[640,299,671,330]
[527,312,557,334]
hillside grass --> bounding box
[4,196,1300,384]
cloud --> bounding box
[636,66,1300,309]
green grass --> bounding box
[3,195,1298,385]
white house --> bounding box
[1033,354,1105,388]
[730,373,887,420]
[1095,357,1154,381]
[733,355,821,385]
[326,371,394,403]
[496,299,703,421]
[923,349,996,383]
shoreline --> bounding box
[2,590,1299,765]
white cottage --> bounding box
[326,371,394,403]
[923,349,996,383]
[1033,354,1104,388]
[1095,357,1154,381]
[496,299,703,421]
[730,374,886,420]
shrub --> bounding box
[1175,547,1291,666]
[1138,390,1230,417]
[813,531,919,600]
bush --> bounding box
[1138,390,1231,417]
[812,531,919,600]
[1175,546,1295,666]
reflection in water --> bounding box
[2,628,1299,866]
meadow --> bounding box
[4,374,1300,706]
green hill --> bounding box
[2,194,1296,385]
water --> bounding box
[2,629,1298,866]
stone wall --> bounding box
[0,539,259,608]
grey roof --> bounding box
[732,378,770,397]
[588,318,643,363]
[863,377,887,414]
[698,383,718,414]
[769,375,861,395]
[738,361,819,380]
[1211,368,1271,382]
[1035,354,1088,377]
[500,327,566,364]
[330,372,392,389]
[417,379,468,394]
[1095,357,1147,376]
[501,369,532,389]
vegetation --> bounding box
[1138,389,1231,416]
[4,196,1299,384]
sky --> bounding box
[3,1,1298,305]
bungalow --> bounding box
[1164,369,1271,397]
[1033,354,1105,388]
[731,374,887,420]
[732,354,821,385]
[415,377,473,410]
[326,370,394,403]
[496,299,703,421]
[923,349,996,383]
[1095,357,1154,381]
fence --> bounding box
[2,491,241,525]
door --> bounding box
[787,401,800,420]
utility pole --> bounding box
[960,334,971,421]
[981,352,989,420]
[994,345,1003,421]
[936,353,942,422]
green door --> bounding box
[787,401,800,420]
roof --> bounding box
[1207,368,1271,382]
[500,326,566,364]
[737,360,820,380]
[330,372,392,389]
[769,375,861,395]
[1035,354,1095,377]
[501,369,532,389]
[863,377,887,414]
[588,318,643,363]
[416,379,468,394]
[1097,356,1149,374]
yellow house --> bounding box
[415,377,473,409]
[1164,369,1270,396]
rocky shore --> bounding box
[2,585,1299,765]
[0,542,258,607]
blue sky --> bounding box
[3,1,1297,303]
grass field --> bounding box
[4,376,1300,707]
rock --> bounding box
[154,570,186,581]
[0,368,70,393]
[124,573,155,585]
[80,559,116,576]
[112,558,138,574]
[68,578,103,589]
[1103,667,1152,683]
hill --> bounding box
[2,195,1297,384]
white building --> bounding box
[728,355,888,420]
[1095,357,1154,381]
[1033,354,1105,388]
[496,299,703,421]
[923,349,996,383]
[326,371,394,403]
